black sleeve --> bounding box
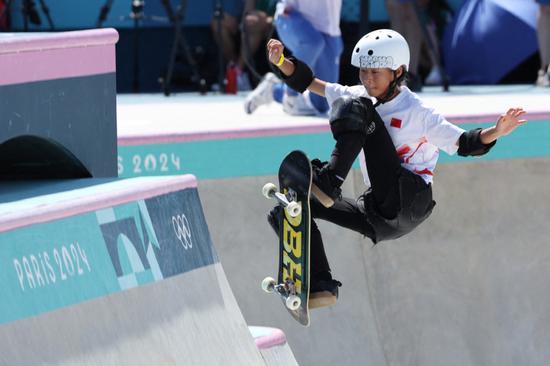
[457,128,497,157]
[270,56,314,93]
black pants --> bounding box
[309,110,403,278]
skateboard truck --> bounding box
[261,276,301,311]
[262,183,301,217]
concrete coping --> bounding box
[248,326,288,349]
[118,110,550,146]
[0,175,197,233]
[0,28,119,54]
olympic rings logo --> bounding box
[172,214,193,250]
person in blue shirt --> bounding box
[244,0,343,116]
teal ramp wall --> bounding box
[0,184,213,323]
[117,120,550,180]
[0,176,264,365]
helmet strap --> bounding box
[374,68,405,107]
[374,71,398,107]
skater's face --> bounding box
[359,67,403,98]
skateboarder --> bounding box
[266,29,528,308]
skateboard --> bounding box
[261,150,312,326]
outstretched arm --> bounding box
[456,107,527,157]
[266,38,327,97]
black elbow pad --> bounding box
[271,56,314,93]
[457,128,497,157]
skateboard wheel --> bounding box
[261,277,276,293]
[286,295,301,311]
[286,201,301,217]
[262,183,277,199]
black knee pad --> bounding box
[329,96,377,139]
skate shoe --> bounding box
[244,72,279,114]
[310,159,343,208]
[310,274,342,309]
[282,91,317,116]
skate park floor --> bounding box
[117,84,550,147]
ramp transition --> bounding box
[0,175,266,365]
[200,156,550,366]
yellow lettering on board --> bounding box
[283,219,302,258]
[283,251,302,294]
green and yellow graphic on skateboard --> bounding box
[261,150,312,326]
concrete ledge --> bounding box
[249,326,299,366]
[0,29,118,86]
[0,175,197,232]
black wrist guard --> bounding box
[457,128,497,157]
[271,56,314,93]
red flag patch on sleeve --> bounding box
[390,118,402,128]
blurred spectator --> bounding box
[386,0,425,91]
[386,0,451,90]
[241,0,276,81]
[536,0,550,87]
[244,0,343,115]
[241,0,277,65]
[211,0,274,91]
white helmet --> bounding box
[351,29,410,71]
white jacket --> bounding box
[324,84,465,186]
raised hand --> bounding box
[267,39,285,65]
[495,108,528,137]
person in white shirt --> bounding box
[266,29,527,308]
[244,0,343,116]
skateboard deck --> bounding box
[261,150,312,326]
